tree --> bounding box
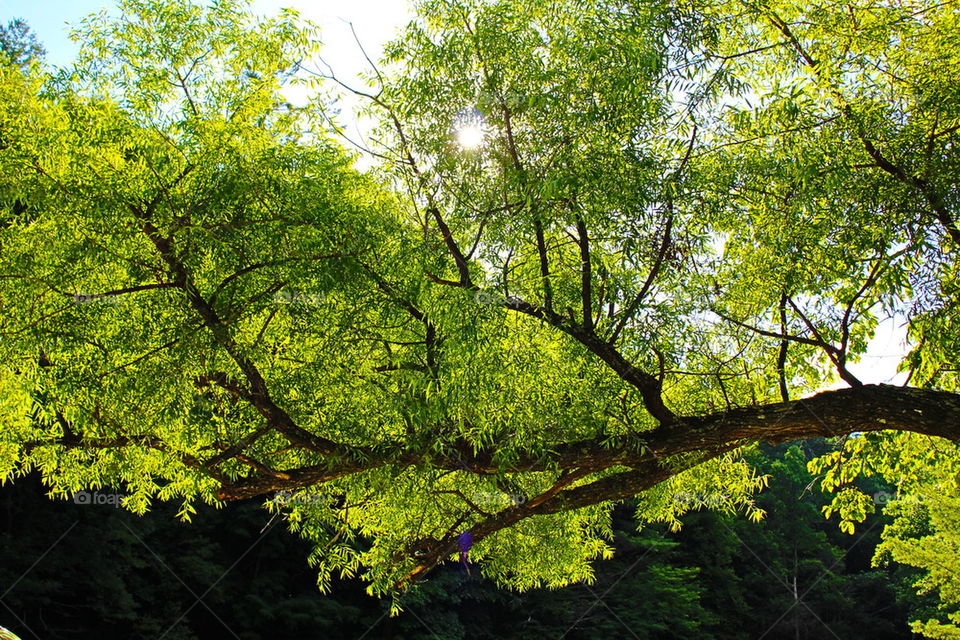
[876,495,960,639]
[863,427,960,638]
[0,0,958,600]
[682,443,907,639]
[0,19,44,69]
[0,475,379,640]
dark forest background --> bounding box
[0,441,935,639]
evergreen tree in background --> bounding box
[0,19,44,69]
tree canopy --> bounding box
[0,0,958,614]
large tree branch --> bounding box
[37,384,960,504]
[389,383,960,588]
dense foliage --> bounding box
[0,0,958,629]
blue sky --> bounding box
[0,0,98,66]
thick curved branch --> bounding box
[390,383,960,588]
[37,385,960,506]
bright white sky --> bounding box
[0,0,910,387]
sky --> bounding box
[0,0,910,387]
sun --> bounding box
[456,123,486,150]
[453,107,487,150]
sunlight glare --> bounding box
[456,123,485,150]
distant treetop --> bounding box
[0,19,45,69]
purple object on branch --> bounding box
[458,530,473,575]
